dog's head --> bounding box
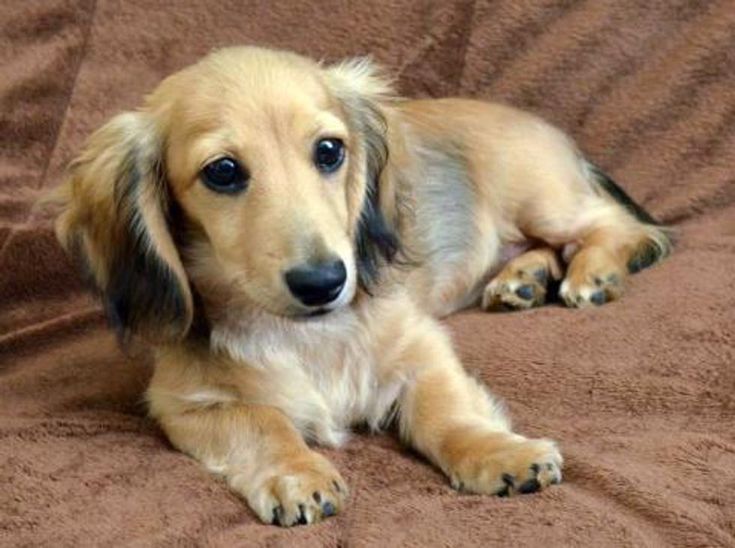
[52,47,399,341]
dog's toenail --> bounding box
[333,481,342,493]
[313,491,322,503]
[518,478,541,494]
[546,463,554,471]
[515,285,535,300]
[590,290,606,305]
[297,504,307,525]
[322,501,336,517]
[607,273,620,284]
[533,269,548,284]
[498,474,513,497]
[272,506,284,526]
[530,463,540,475]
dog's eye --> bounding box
[314,138,345,173]
[201,157,248,194]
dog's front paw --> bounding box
[444,432,562,496]
[241,451,348,527]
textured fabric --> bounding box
[1,1,734,546]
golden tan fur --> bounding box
[48,46,670,526]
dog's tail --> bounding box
[585,162,673,273]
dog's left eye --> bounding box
[201,157,249,194]
[314,138,345,173]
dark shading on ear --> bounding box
[53,112,194,342]
[325,57,402,289]
[103,152,190,340]
[353,102,401,289]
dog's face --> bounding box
[52,47,397,340]
[163,51,363,318]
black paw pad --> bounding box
[272,505,284,526]
[515,284,535,300]
[297,504,308,525]
[518,478,541,494]
[322,501,336,517]
[496,473,514,497]
[590,290,606,305]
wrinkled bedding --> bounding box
[1,1,734,546]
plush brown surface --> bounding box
[2,1,734,546]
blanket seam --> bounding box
[0,0,99,262]
[454,0,478,95]
[36,0,99,193]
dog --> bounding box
[49,46,671,526]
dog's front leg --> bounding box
[393,326,562,496]
[155,402,347,526]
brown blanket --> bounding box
[2,1,734,546]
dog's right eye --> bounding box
[201,157,248,194]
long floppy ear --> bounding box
[51,112,193,341]
[324,57,400,289]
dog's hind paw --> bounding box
[559,247,626,308]
[482,248,562,311]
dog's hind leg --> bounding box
[554,166,672,308]
[498,154,671,308]
[558,222,668,307]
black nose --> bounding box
[284,259,347,307]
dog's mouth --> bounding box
[289,306,335,321]
[286,294,356,320]
[306,308,331,317]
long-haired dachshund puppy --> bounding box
[49,47,670,526]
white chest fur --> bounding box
[209,306,402,447]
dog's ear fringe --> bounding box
[323,56,395,101]
[104,154,191,343]
[353,103,402,290]
[327,73,401,291]
[324,57,410,290]
[356,190,400,290]
[52,112,194,344]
